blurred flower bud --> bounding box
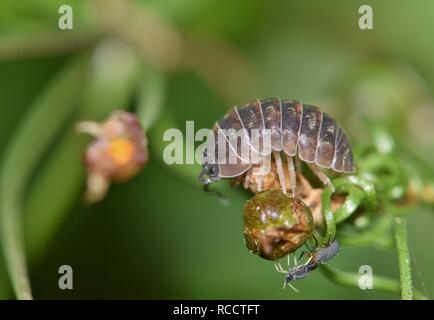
[76,111,148,203]
[243,190,314,261]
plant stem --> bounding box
[334,185,364,224]
[394,217,413,300]
[321,187,336,242]
[0,202,31,299]
[319,265,426,299]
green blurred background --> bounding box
[0,0,434,299]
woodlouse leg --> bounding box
[243,172,251,189]
[273,151,287,195]
[255,156,271,192]
[295,157,302,175]
[257,176,264,192]
[257,171,264,192]
[308,163,335,192]
[258,155,272,176]
[286,155,297,196]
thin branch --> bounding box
[0,202,32,299]
[321,187,336,242]
[394,217,414,300]
[319,265,426,300]
[0,31,99,61]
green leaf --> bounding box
[0,55,89,299]
[394,217,414,300]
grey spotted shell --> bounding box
[209,97,355,178]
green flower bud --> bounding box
[243,190,314,261]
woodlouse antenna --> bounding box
[203,184,229,205]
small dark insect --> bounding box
[199,97,355,195]
[306,238,340,265]
[284,261,317,283]
[276,239,340,289]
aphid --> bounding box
[275,239,340,287]
[306,238,340,265]
[199,97,355,195]
[284,260,317,283]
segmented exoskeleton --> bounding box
[199,97,355,195]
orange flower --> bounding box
[76,111,148,203]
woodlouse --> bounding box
[199,97,355,194]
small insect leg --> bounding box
[286,283,299,293]
[274,262,280,272]
[304,255,314,265]
[286,155,297,195]
[273,151,287,195]
[274,262,286,273]
[308,163,335,192]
